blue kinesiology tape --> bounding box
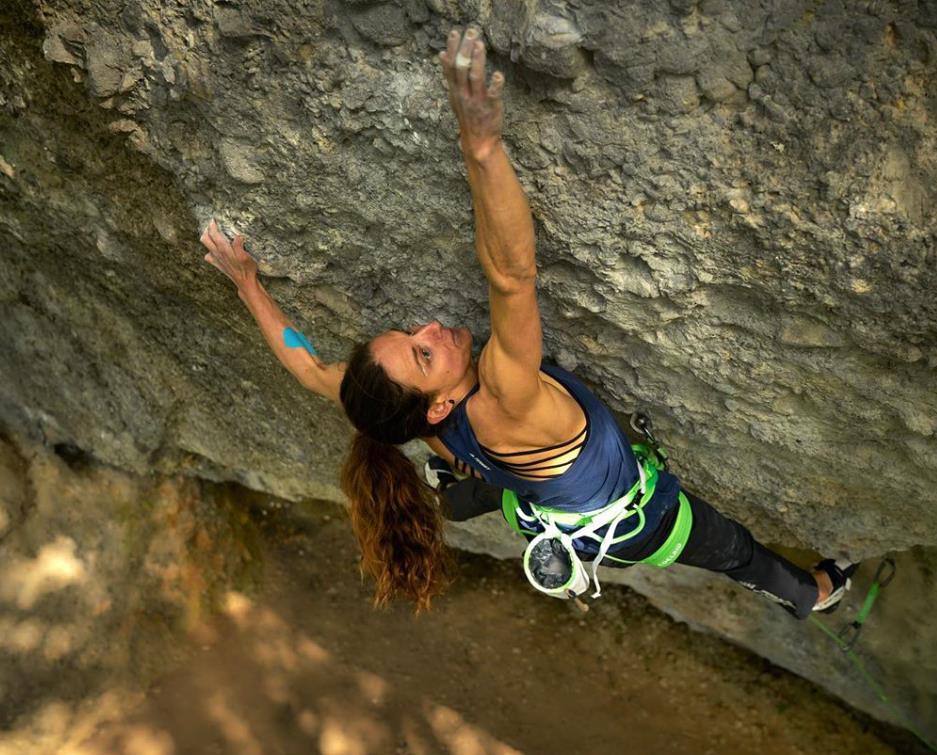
[283,326,319,357]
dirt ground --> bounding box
[69,503,914,755]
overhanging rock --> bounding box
[1,0,935,741]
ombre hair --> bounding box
[339,341,451,610]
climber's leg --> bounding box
[674,491,822,618]
[616,490,820,618]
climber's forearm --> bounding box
[238,277,344,403]
[463,142,537,292]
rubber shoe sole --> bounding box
[812,558,859,613]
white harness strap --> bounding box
[585,507,645,598]
[526,454,650,598]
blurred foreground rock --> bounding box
[0,433,263,752]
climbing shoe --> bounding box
[812,558,859,613]
[423,455,457,492]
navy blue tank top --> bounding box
[438,363,680,555]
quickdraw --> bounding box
[835,558,896,651]
[809,559,935,752]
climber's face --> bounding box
[370,321,474,411]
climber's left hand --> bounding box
[200,219,259,292]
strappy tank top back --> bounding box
[438,362,680,525]
[479,413,588,480]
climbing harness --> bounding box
[503,412,692,601]
[809,559,936,753]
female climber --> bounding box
[200,27,854,615]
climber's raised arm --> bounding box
[200,220,345,403]
[439,28,542,417]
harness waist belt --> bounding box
[501,443,663,538]
[604,491,693,568]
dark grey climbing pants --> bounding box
[610,490,820,619]
[441,479,819,619]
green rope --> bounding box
[851,581,880,626]
[808,564,936,753]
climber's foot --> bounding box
[812,559,859,613]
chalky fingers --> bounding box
[469,39,486,98]
[438,29,462,113]
[454,28,477,91]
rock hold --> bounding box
[85,42,128,98]
[522,12,588,79]
[219,139,265,185]
[351,4,412,47]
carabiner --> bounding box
[837,621,863,652]
[630,411,657,445]
[872,557,896,588]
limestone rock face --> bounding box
[1,0,935,739]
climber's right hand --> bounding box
[200,219,259,291]
[438,27,504,162]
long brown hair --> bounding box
[339,341,451,610]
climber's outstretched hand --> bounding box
[200,219,258,291]
[438,27,504,162]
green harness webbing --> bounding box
[500,443,692,569]
[604,491,692,568]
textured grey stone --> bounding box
[41,25,82,66]
[2,0,937,740]
[84,41,127,98]
[351,3,412,46]
[219,138,265,185]
[696,67,736,101]
[487,0,538,57]
[656,74,700,113]
[521,12,588,79]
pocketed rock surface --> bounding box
[1,0,935,741]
